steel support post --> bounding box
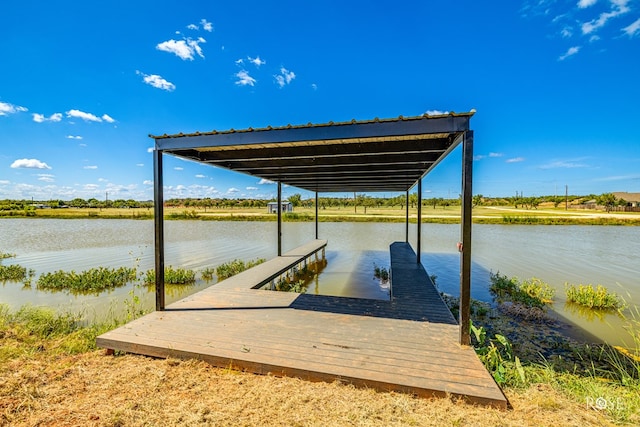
[405,190,409,243]
[459,131,474,346]
[315,192,319,239]
[417,179,422,264]
[153,149,165,311]
[277,181,282,256]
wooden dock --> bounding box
[97,241,507,408]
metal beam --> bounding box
[459,131,474,346]
[277,181,282,256]
[154,114,472,150]
[153,149,165,311]
[417,179,422,264]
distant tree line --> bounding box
[0,193,633,213]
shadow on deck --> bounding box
[97,241,507,409]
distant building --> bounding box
[613,192,640,208]
[267,201,293,213]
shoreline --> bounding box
[2,210,640,226]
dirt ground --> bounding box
[0,348,621,427]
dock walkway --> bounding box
[97,241,507,408]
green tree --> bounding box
[596,193,617,212]
[288,193,302,207]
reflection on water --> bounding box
[1,219,639,346]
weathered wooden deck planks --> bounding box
[97,241,507,408]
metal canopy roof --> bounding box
[152,112,474,193]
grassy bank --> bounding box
[1,303,638,426]
[3,205,640,225]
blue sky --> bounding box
[1,1,639,201]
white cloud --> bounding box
[594,173,640,181]
[539,159,589,169]
[578,0,598,8]
[558,46,580,60]
[0,180,10,185]
[195,174,206,178]
[147,147,154,153]
[274,67,295,88]
[37,174,55,183]
[10,158,52,169]
[258,178,275,185]
[156,37,206,60]
[136,70,176,91]
[506,157,525,163]
[561,26,573,38]
[622,18,640,37]
[143,180,153,185]
[98,178,108,182]
[581,0,630,35]
[66,109,114,123]
[136,163,144,167]
[473,155,486,161]
[227,187,240,193]
[425,110,449,116]
[67,109,100,122]
[200,19,213,32]
[235,58,244,65]
[83,165,98,170]
[0,101,28,116]
[66,135,83,140]
[84,184,99,191]
[489,152,504,157]
[33,112,62,123]
[248,56,266,67]
[246,186,258,191]
[174,167,184,171]
[311,83,318,90]
[186,19,213,32]
[235,70,256,86]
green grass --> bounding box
[565,283,626,310]
[36,267,138,293]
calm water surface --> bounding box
[1,219,638,346]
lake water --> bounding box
[1,218,638,347]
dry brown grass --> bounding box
[0,349,620,427]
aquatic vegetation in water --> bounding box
[215,258,266,281]
[373,264,389,283]
[565,283,625,310]
[0,264,35,283]
[143,266,196,285]
[201,267,216,281]
[36,267,138,293]
[489,272,555,308]
[0,251,16,260]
